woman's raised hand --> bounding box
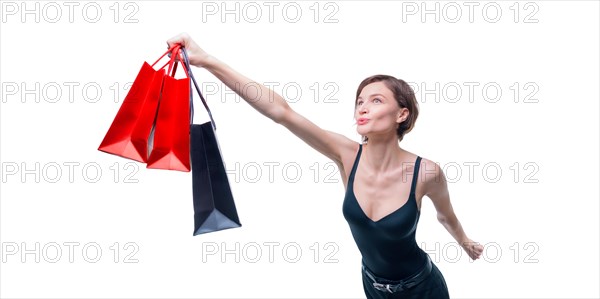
[166,32,212,68]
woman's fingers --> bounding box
[472,244,483,259]
[166,32,191,49]
[165,32,209,67]
[463,241,483,260]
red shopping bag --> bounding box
[98,45,181,162]
[146,47,192,172]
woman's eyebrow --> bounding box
[369,93,387,99]
[357,93,387,100]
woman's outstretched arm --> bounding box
[423,160,485,260]
[167,33,356,165]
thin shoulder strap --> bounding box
[349,144,363,180]
[410,156,422,195]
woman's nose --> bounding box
[358,104,368,114]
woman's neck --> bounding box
[362,137,406,174]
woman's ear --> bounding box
[397,108,408,124]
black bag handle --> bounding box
[180,47,216,130]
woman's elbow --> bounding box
[437,214,448,225]
[272,103,291,125]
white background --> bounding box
[1,1,599,298]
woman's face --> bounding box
[355,81,405,140]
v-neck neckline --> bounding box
[349,144,420,223]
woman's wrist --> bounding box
[459,237,472,247]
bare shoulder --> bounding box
[326,131,360,172]
[415,156,447,197]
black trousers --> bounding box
[362,262,450,299]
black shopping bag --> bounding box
[190,122,241,235]
[180,47,242,235]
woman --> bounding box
[167,33,484,298]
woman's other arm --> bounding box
[423,160,484,260]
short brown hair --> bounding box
[355,74,419,142]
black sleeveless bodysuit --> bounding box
[342,143,429,280]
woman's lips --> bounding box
[357,118,369,125]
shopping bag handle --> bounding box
[180,47,216,130]
[170,47,191,79]
[151,44,182,76]
[151,44,179,67]
[150,46,191,82]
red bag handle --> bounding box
[151,44,179,68]
[152,45,190,79]
[164,45,180,76]
[169,47,190,78]
[151,44,183,77]
[174,48,189,78]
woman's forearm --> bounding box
[203,55,290,123]
[440,216,484,260]
[440,216,470,246]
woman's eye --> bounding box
[374,98,382,103]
